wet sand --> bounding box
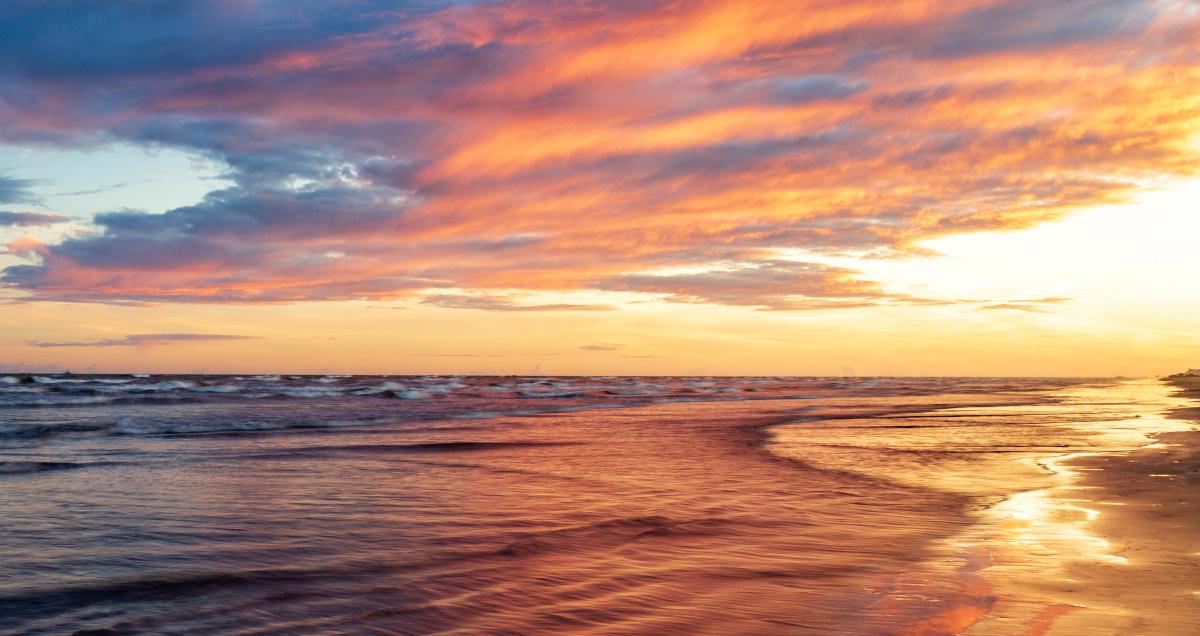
[766,378,1200,635]
[956,379,1200,635]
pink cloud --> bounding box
[0,1,1196,309]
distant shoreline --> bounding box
[1,371,1147,380]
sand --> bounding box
[963,378,1200,635]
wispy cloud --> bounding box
[1012,297,1072,304]
[579,343,624,351]
[0,2,1195,308]
[27,333,261,348]
[53,181,130,197]
[0,211,70,227]
[421,294,616,312]
[0,175,37,205]
[601,260,919,310]
[980,303,1047,313]
[980,297,1073,313]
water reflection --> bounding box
[1,378,1195,634]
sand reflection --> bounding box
[987,455,1125,569]
[767,379,1200,635]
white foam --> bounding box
[146,380,196,391]
[278,387,343,398]
[351,382,407,396]
[519,390,583,398]
[115,419,282,435]
[32,376,90,384]
[190,385,241,394]
[419,381,466,394]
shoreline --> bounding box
[961,378,1200,634]
[761,378,1200,634]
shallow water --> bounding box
[0,375,1181,634]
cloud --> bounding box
[0,175,37,205]
[27,333,261,348]
[0,211,70,227]
[579,343,624,351]
[980,303,1047,313]
[408,353,508,358]
[420,294,616,312]
[54,182,129,196]
[2,235,48,259]
[0,1,1196,307]
[600,260,900,310]
[1012,297,1072,304]
[0,1,396,80]
[980,297,1072,313]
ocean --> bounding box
[0,374,1193,634]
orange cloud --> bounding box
[1,0,1197,309]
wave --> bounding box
[519,390,584,398]
[0,460,104,475]
[493,515,733,559]
[269,386,348,398]
[0,396,117,407]
[30,376,93,385]
[0,567,345,621]
[351,381,407,395]
[189,384,242,394]
[0,375,842,410]
[0,375,1058,448]
[350,382,429,399]
[112,417,398,436]
[0,423,108,440]
[418,381,467,394]
[117,380,196,392]
[0,386,48,394]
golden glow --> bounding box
[989,458,1127,567]
[5,182,1198,374]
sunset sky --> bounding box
[2,0,1198,375]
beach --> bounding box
[765,378,1200,634]
[961,378,1200,635]
[1,375,1197,634]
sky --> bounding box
[1,0,1198,376]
